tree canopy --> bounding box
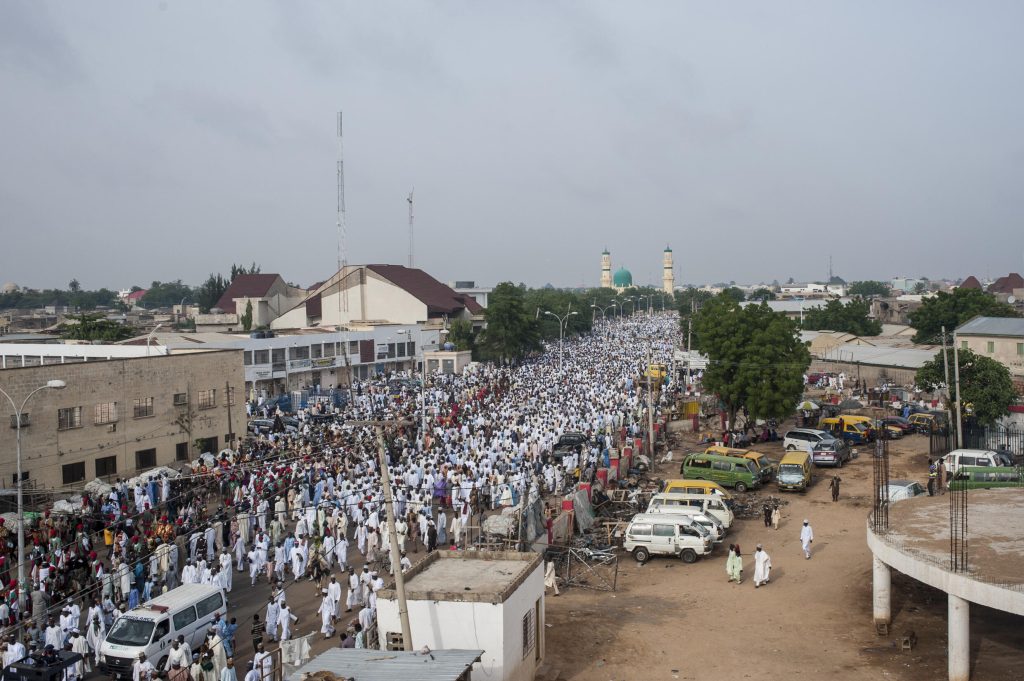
[478,283,542,364]
[748,287,777,301]
[0,286,118,311]
[916,348,1016,425]
[802,298,882,336]
[59,313,134,342]
[194,274,229,313]
[908,288,1020,343]
[693,295,810,424]
[848,280,890,297]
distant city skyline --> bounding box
[2,2,1023,290]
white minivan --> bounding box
[940,449,1004,477]
[645,504,726,542]
[99,584,227,679]
[646,493,735,529]
[623,513,713,564]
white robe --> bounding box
[317,596,336,635]
[753,550,772,585]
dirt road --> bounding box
[541,423,1024,681]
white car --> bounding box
[783,428,836,452]
[887,479,927,503]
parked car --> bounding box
[623,513,713,564]
[679,453,762,493]
[247,419,274,435]
[880,416,915,435]
[811,439,852,467]
[545,432,590,464]
[783,428,836,452]
[888,479,927,503]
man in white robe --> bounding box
[753,545,772,587]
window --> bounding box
[254,350,269,364]
[987,341,995,353]
[323,343,335,357]
[198,389,216,410]
[349,341,359,354]
[62,462,86,485]
[226,387,235,406]
[628,523,651,536]
[175,442,189,462]
[196,593,224,618]
[408,341,415,356]
[95,456,117,477]
[961,340,968,350]
[311,344,322,359]
[224,433,236,445]
[290,345,309,360]
[244,351,253,366]
[522,608,536,660]
[712,461,730,472]
[1018,343,1024,356]
[173,393,188,406]
[58,407,82,431]
[172,607,197,631]
[153,620,170,641]
[690,458,711,469]
[387,343,396,359]
[135,448,157,470]
[93,402,118,425]
[652,524,675,537]
[133,398,154,418]
[197,436,217,454]
[396,342,406,357]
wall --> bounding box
[375,561,544,681]
[808,359,917,387]
[959,335,1024,378]
[0,351,245,489]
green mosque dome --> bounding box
[613,267,633,287]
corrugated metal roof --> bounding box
[288,649,483,681]
[956,316,1024,337]
[814,343,936,369]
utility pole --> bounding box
[407,188,415,268]
[347,419,413,650]
[952,332,964,449]
[647,343,655,460]
[941,326,953,433]
[225,380,234,449]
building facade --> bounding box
[0,351,245,489]
[956,316,1024,387]
[662,246,674,294]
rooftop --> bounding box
[214,274,284,314]
[885,488,1024,586]
[289,648,482,681]
[380,550,541,603]
[956,315,1024,337]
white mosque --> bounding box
[600,247,675,294]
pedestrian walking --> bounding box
[762,503,771,528]
[726,544,742,584]
[753,545,771,587]
[800,519,814,559]
[829,475,841,502]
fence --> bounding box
[931,423,1024,462]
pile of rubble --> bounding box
[732,492,789,519]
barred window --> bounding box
[226,387,236,406]
[133,397,154,418]
[522,609,536,659]
[198,389,216,410]
[93,402,118,425]
[58,406,82,431]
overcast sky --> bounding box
[2,2,1023,291]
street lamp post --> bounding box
[544,310,578,372]
[146,323,164,357]
[637,296,649,317]
[0,379,67,608]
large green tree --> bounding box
[241,300,254,331]
[916,348,1016,425]
[802,298,882,336]
[909,288,1020,343]
[194,274,229,313]
[478,283,541,364]
[139,280,194,309]
[59,313,134,342]
[693,295,810,424]
[848,280,890,297]
[446,318,476,353]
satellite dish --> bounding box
[1009,296,1018,304]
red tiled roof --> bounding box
[366,265,480,316]
[959,276,982,290]
[988,273,1024,294]
[214,274,281,313]
[127,289,148,301]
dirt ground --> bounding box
[540,419,1024,681]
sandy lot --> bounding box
[541,421,1024,681]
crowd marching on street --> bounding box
[0,315,679,681]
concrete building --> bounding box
[195,274,308,332]
[0,351,244,489]
[290,648,483,681]
[955,316,1024,385]
[376,551,544,681]
[868,490,1024,681]
[424,349,472,375]
[739,298,838,322]
[270,264,482,330]
[450,281,493,309]
[0,343,167,368]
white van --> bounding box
[623,513,713,564]
[645,505,726,542]
[646,493,735,529]
[99,584,227,679]
[940,449,1003,477]
[784,428,835,452]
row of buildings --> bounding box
[0,265,480,489]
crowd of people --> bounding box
[0,314,680,681]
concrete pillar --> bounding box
[872,557,891,627]
[948,594,970,681]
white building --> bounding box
[271,264,483,329]
[376,551,545,681]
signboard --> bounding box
[311,357,335,369]
[376,343,389,360]
[288,359,311,370]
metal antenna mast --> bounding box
[337,111,349,314]
[407,187,414,268]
